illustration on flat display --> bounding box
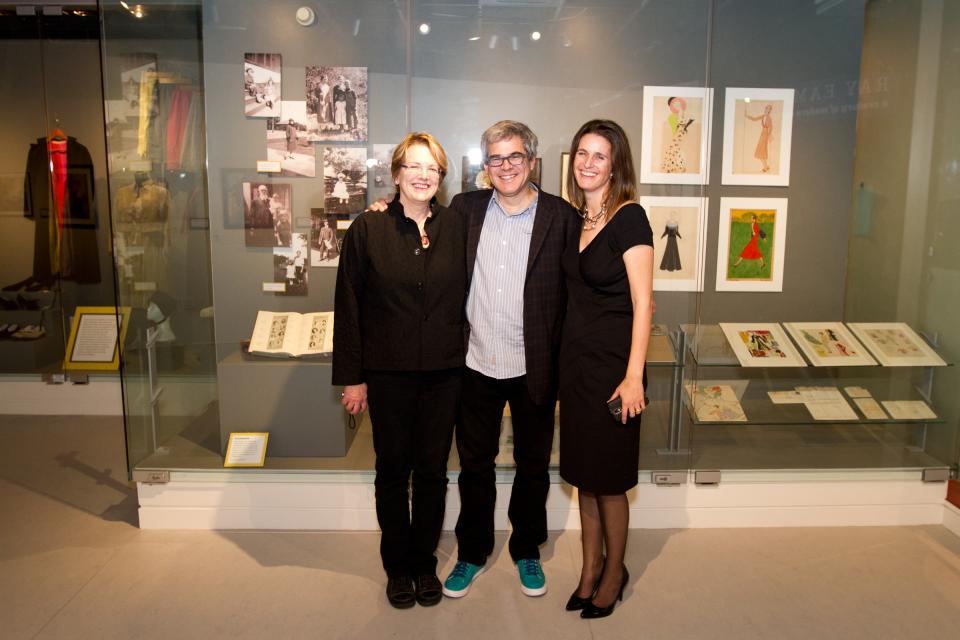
[715,197,788,292]
[310,208,351,268]
[641,196,708,292]
[323,147,368,214]
[305,66,368,142]
[266,101,315,177]
[272,232,308,296]
[722,88,794,186]
[719,323,806,368]
[243,182,292,247]
[369,144,397,203]
[783,322,877,367]
[846,322,947,367]
[244,53,282,118]
[684,382,748,423]
[641,86,713,185]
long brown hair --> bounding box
[566,119,637,221]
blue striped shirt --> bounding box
[465,187,539,379]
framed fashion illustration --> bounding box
[783,322,877,367]
[721,87,794,186]
[846,322,947,367]
[640,86,714,185]
[719,322,807,368]
[640,195,708,292]
[715,197,788,292]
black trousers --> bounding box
[366,368,461,578]
[454,367,556,565]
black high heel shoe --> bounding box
[580,566,629,619]
[565,557,606,611]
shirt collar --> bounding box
[491,182,539,218]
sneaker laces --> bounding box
[520,559,543,578]
[450,561,472,578]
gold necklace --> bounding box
[580,200,607,230]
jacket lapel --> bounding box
[466,191,492,282]
[526,194,555,278]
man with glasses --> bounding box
[442,120,579,600]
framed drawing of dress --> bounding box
[783,322,877,366]
[721,87,794,186]
[715,197,788,292]
[640,195,708,292]
[846,322,947,367]
[641,86,714,185]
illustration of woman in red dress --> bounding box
[745,104,773,172]
[732,213,765,269]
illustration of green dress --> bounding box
[661,113,692,173]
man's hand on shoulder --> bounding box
[366,198,389,212]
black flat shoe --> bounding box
[580,566,629,619]
[386,576,416,609]
[414,573,443,607]
[566,557,606,611]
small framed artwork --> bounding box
[640,195,708,292]
[715,197,788,292]
[783,322,877,367]
[846,322,947,367]
[640,86,714,185]
[719,322,807,368]
[559,152,570,202]
[721,87,795,186]
[244,53,282,119]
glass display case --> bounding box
[92,0,957,511]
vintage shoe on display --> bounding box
[580,566,629,619]
[413,573,443,607]
[12,325,45,340]
[385,576,416,609]
[516,558,547,597]
[442,561,485,598]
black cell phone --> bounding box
[607,397,623,420]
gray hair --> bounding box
[481,120,538,161]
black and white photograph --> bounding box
[243,182,293,247]
[323,147,368,214]
[305,66,368,142]
[310,209,351,268]
[267,101,315,177]
[369,143,396,203]
[244,53,282,118]
[273,233,309,296]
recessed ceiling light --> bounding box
[418,22,430,35]
[530,31,541,41]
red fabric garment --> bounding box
[739,221,763,260]
[166,88,192,169]
[47,138,67,229]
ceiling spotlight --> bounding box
[418,22,430,35]
[295,7,316,27]
[469,34,481,41]
[133,4,145,18]
[530,31,541,41]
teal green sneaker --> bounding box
[442,561,485,598]
[516,558,547,596]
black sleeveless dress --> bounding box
[559,203,653,495]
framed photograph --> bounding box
[273,232,309,296]
[560,152,571,202]
[369,143,397,204]
[323,147,368,214]
[640,196,708,292]
[640,86,714,185]
[715,197,788,292]
[243,182,292,247]
[310,209,351,268]
[721,87,794,186]
[461,157,489,192]
[719,322,807,368]
[244,53,282,118]
[305,66,368,142]
[266,101,315,177]
[846,322,947,367]
[783,322,877,367]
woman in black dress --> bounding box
[559,120,654,618]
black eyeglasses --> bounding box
[485,152,528,167]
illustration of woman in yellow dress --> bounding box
[660,96,694,173]
[745,104,773,173]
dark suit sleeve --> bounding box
[332,217,368,386]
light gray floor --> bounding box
[1,415,959,639]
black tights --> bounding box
[575,490,629,607]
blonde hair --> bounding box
[391,132,449,182]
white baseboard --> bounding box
[138,476,949,531]
[944,501,960,538]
